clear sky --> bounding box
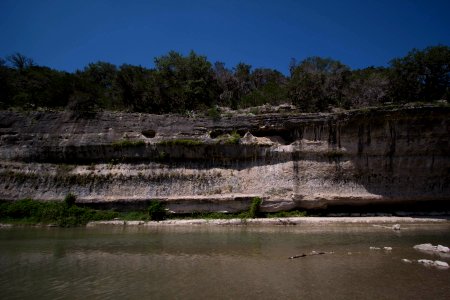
[1,0,449,74]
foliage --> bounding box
[154,50,219,112]
[0,198,310,226]
[207,106,221,120]
[288,56,350,111]
[64,193,77,207]
[0,45,448,114]
[215,131,241,144]
[0,198,119,227]
[388,45,450,102]
[236,197,262,219]
[227,131,241,144]
[158,139,204,146]
[343,67,390,108]
[147,200,167,221]
[248,197,262,218]
[112,140,146,149]
[265,210,307,218]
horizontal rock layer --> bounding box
[0,105,449,213]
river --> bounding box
[1,224,449,299]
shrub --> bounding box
[248,197,262,218]
[216,131,241,144]
[207,106,221,120]
[227,131,241,144]
[266,210,307,218]
[112,140,146,149]
[158,139,204,146]
[235,197,262,219]
[0,198,119,227]
[148,200,167,221]
[64,193,77,207]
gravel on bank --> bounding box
[86,216,450,227]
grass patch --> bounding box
[207,106,221,121]
[0,198,120,227]
[0,197,307,227]
[265,210,307,218]
[0,198,170,226]
[239,197,262,219]
[215,130,241,145]
[112,140,146,149]
[158,139,204,146]
[147,200,167,221]
[176,212,235,220]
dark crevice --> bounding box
[142,129,156,138]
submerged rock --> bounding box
[418,259,434,265]
[436,245,450,253]
[392,224,401,230]
[414,243,450,253]
[433,261,449,268]
[418,259,449,269]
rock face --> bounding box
[0,105,449,213]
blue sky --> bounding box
[1,0,449,74]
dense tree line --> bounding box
[0,46,448,114]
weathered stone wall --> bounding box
[0,105,448,213]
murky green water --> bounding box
[1,224,449,300]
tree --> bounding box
[343,67,390,108]
[213,61,239,108]
[115,64,160,112]
[239,68,288,107]
[79,61,120,109]
[154,50,219,112]
[288,57,350,111]
[389,45,450,102]
[6,53,34,71]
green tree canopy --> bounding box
[154,50,219,112]
[289,56,350,111]
[389,45,450,102]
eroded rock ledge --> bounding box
[0,105,449,213]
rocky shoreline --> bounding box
[85,216,450,227]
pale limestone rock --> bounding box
[436,245,450,253]
[433,261,449,268]
[0,107,448,214]
[414,243,437,252]
[414,243,450,253]
[418,259,434,265]
[392,224,401,230]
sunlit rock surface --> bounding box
[0,105,449,213]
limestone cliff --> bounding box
[0,105,449,213]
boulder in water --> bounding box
[413,243,450,253]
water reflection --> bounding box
[1,224,449,300]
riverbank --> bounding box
[86,216,450,227]
[2,199,449,228]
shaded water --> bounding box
[1,224,449,300]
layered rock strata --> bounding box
[0,105,448,213]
